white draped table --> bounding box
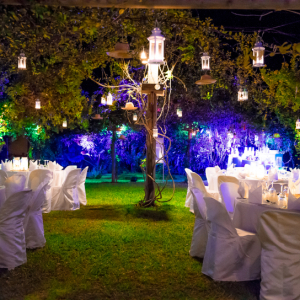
[233,199,300,233]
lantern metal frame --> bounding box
[201,52,210,71]
[18,50,27,70]
[252,37,265,68]
[35,99,41,109]
[147,27,165,65]
[238,87,248,101]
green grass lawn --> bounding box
[0,183,259,300]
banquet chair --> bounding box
[0,169,8,186]
[202,196,261,281]
[51,168,81,210]
[28,169,53,213]
[189,188,210,258]
[185,168,194,209]
[64,165,77,179]
[0,190,32,270]
[258,211,300,300]
[4,174,26,199]
[205,167,216,190]
[77,166,88,205]
[218,176,239,216]
[24,181,49,249]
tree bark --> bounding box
[111,129,117,183]
[145,92,157,205]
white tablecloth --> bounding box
[233,199,299,233]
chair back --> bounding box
[64,165,77,179]
[64,169,81,189]
[0,190,32,228]
[0,169,8,186]
[185,168,193,188]
[259,211,300,255]
[191,188,207,221]
[190,172,207,195]
[205,167,215,189]
[258,211,300,300]
[4,174,26,199]
[203,196,237,237]
[77,166,88,185]
[219,182,239,213]
[217,175,239,187]
[28,169,52,191]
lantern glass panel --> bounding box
[177,108,182,117]
[252,43,265,67]
[18,52,26,70]
[133,113,137,121]
[63,119,67,128]
[238,88,248,101]
[101,97,106,105]
[107,93,113,105]
[296,119,300,130]
[153,127,158,138]
[35,99,41,109]
[201,53,210,70]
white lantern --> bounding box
[177,108,182,117]
[107,93,113,105]
[140,48,148,64]
[147,27,165,64]
[238,87,248,101]
[296,119,300,129]
[192,131,196,137]
[133,113,137,121]
[101,96,106,105]
[201,53,210,70]
[18,50,26,70]
[35,99,41,109]
[252,39,265,67]
[63,118,67,128]
[153,126,158,138]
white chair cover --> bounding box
[29,160,38,171]
[4,174,26,199]
[64,165,77,178]
[51,168,81,210]
[28,169,53,213]
[219,181,239,215]
[77,167,88,205]
[185,168,193,209]
[189,188,210,258]
[202,196,261,281]
[258,211,300,300]
[0,169,8,186]
[24,181,48,249]
[0,190,32,270]
[189,172,208,213]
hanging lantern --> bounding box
[35,99,41,109]
[153,126,158,138]
[238,87,248,101]
[147,26,165,84]
[140,47,148,64]
[107,93,113,105]
[62,118,67,128]
[296,119,300,129]
[177,108,182,117]
[201,53,210,70]
[101,96,107,105]
[133,113,137,121]
[18,50,27,70]
[192,131,196,137]
[148,27,165,64]
[252,38,265,67]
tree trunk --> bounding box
[111,130,117,183]
[144,92,157,205]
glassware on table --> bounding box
[262,181,269,202]
[268,181,278,204]
[278,185,288,208]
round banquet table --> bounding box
[0,186,6,208]
[233,199,300,233]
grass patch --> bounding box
[0,183,259,300]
